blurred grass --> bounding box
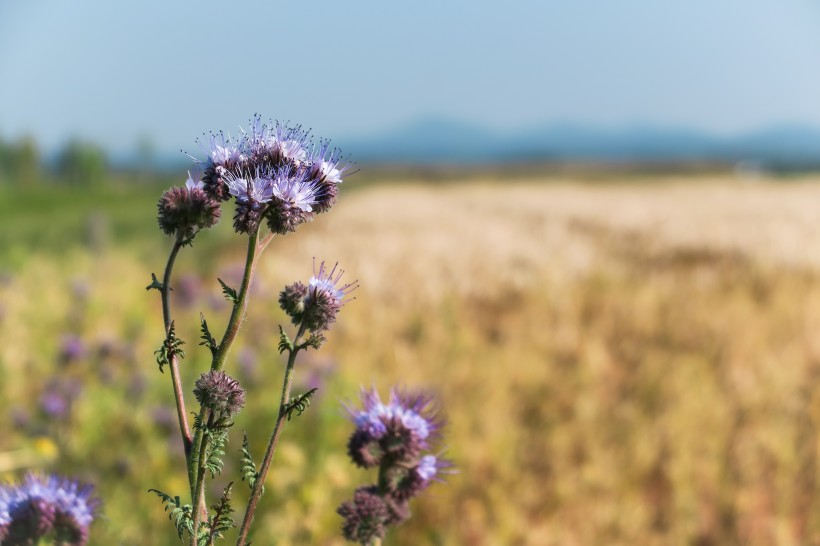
[4,173,820,545]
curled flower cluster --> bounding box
[0,474,99,546]
[195,116,351,234]
[338,388,451,545]
[279,261,358,336]
[193,370,245,420]
[157,173,222,241]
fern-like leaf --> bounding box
[199,313,218,356]
[206,483,236,543]
[218,278,238,304]
[278,325,293,354]
[204,428,229,478]
[300,332,326,351]
[154,321,185,373]
[149,488,194,540]
[283,388,319,421]
[240,432,263,495]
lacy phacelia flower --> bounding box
[193,370,246,419]
[347,388,441,467]
[191,116,351,235]
[280,261,357,333]
[157,172,221,240]
[306,141,351,213]
[224,171,274,233]
[265,169,321,235]
[0,474,100,546]
[338,387,450,544]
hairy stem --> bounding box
[213,226,260,371]
[161,237,194,458]
[191,410,214,546]
[190,226,262,511]
[235,324,306,546]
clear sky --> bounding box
[1,0,819,154]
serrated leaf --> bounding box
[199,313,218,356]
[240,432,263,495]
[283,388,319,421]
[277,325,293,354]
[154,321,185,373]
[218,278,238,304]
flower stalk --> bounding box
[235,324,305,546]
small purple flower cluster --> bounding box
[193,370,246,419]
[338,388,451,545]
[0,475,99,546]
[157,173,222,241]
[194,116,350,234]
[280,261,358,338]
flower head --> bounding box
[305,141,352,213]
[0,475,100,546]
[280,260,357,333]
[193,370,246,419]
[157,173,222,239]
[339,386,451,543]
[200,131,245,167]
[346,387,442,467]
[223,170,273,233]
[188,117,352,235]
[336,486,389,545]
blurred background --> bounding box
[3,1,820,544]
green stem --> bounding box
[235,324,306,546]
[213,226,260,371]
[161,236,194,459]
[191,410,213,546]
[189,226,262,509]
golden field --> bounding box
[3,173,820,545]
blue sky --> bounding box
[1,0,819,154]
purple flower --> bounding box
[271,168,320,212]
[279,261,357,334]
[224,170,274,233]
[336,486,389,545]
[157,176,222,239]
[58,335,86,365]
[349,388,441,445]
[0,475,99,546]
[193,370,246,418]
[40,390,68,419]
[224,171,274,206]
[199,132,245,167]
[189,117,352,233]
[244,117,310,166]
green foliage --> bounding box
[205,483,236,544]
[240,432,263,495]
[277,325,293,354]
[284,388,319,421]
[145,272,164,292]
[204,428,229,479]
[199,314,218,356]
[217,278,238,304]
[300,332,326,351]
[155,321,185,373]
[149,489,194,541]
[56,139,107,187]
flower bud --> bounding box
[279,282,308,322]
[337,486,389,545]
[193,370,245,418]
[157,184,221,240]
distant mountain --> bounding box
[338,118,820,164]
